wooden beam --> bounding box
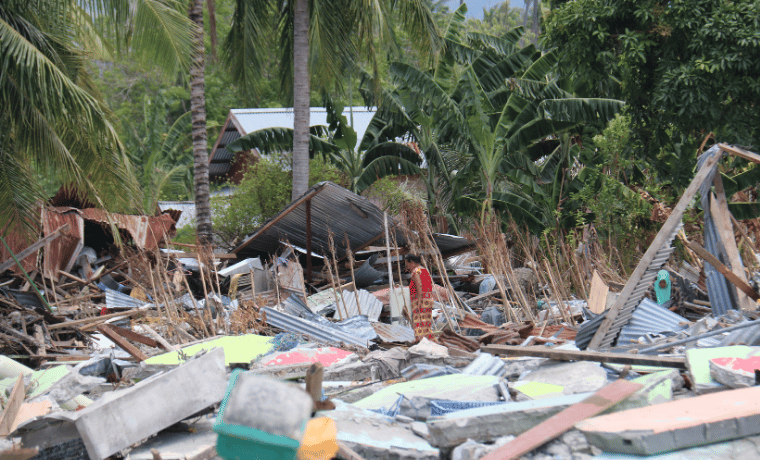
[105,324,161,348]
[588,150,722,350]
[711,175,753,310]
[0,376,25,436]
[588,270,610,314]
[97,325,149,361]
[687,240,760,301]
[481,344,687,369]
[718,143,760,164]
[480,380,643,460]
[464,289,501,305]
[48,310,144,330]
[0,224,70,273]
[0,448,39,460]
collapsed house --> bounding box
[3,145,760,460]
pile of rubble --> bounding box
[4,145,760,460]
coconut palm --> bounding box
[224,0,441,201]
[0,0,192,236]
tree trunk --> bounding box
[189,0,213,244]
[291,0,310,200]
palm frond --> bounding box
[130,0,193,72]
[355,156,422,192]
[227,126,340,155]
[362,142,422,167]
[539,98,625,124]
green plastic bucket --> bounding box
[214,369,302,460]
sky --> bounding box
[447,0,527,20]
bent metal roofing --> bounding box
[232,181,474,260]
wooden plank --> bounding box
[464,289,501,305]
[141,324,179,351]
[588,150,722,350]
[481,344,687,369]
[0,376,25,436]
[163,252,237,259]
[0,448,39,460]
[687,241,760,301]
[588,270,610,314]
[97,325,149,361]
[105,324,161,348]
[718,143,760,164]
[480,379,643,460]
[0,224,70,273]
[47,310,144,330]
[305,362,324,405]
[711,176,753,310]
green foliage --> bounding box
[362,176,426,215]
[544,0,760,164]
[211,153,345,247]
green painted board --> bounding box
[686,346,760,392]
[512,381,565,399]
[145,334,273,366]
[0,365,70,399]
[353,374,500,410]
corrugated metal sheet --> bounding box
[234,182,405,260]
[699,146,735,316]
[372,322,415,343]
[461,353,506,376]
[105,289,150,310]
[0,220,38,275]
[233,182,474,260]
[41,208,84,280]
[353,254,384,287]
[262,307,369,347]
[335,289,383,321]
[617,298,688,346]
[720,321,760,346]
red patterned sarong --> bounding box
[409,267,434,341]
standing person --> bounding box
[406,254,434,341]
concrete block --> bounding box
[518,361,608,395]
[710,355,760,388]
[451,436,515,460]
[20,348,227,460]
[577,386,760,455]
[320,401,439,460]
[426,392,592,448]
[686,345,760,393]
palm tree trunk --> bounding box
[291,0,310,200]
[189,0,213,244]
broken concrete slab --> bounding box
[593,433,760,459]
[518,361,608,395]
[427,392,592,448]
[686,345,760,393]
[126,417,217,460]
[18,348,227,460]
[577,386,760,455]
[479,380,643,460]
[144,334,272,366]
[353,374,501,417]
[710,355,760,388]
[319,401,439,460]
[451,436,515,460]
[614,369,680,412]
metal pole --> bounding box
[305,198,312,284]
[639,318,760,354]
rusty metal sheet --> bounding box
[372,322,415,343]
[0,220,37,275]
[77,209,176,250]
[42,208,84,280]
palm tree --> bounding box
[224,0,441,201]
[0,0,192,236]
